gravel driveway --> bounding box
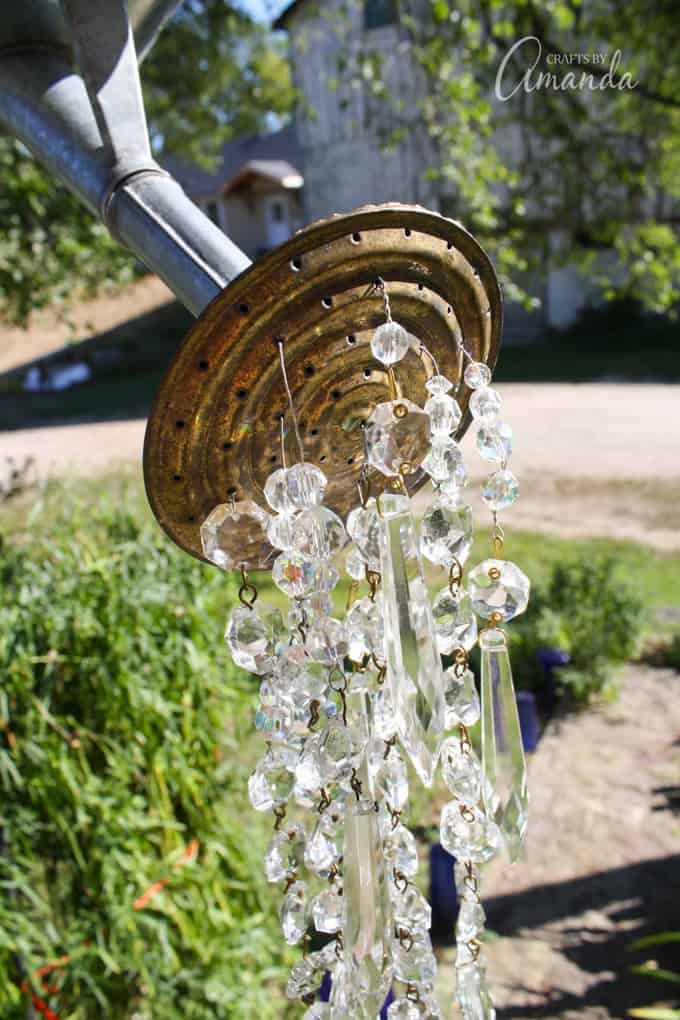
[2,383,678,549]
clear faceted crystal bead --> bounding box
[312,881,344,933]
[440,801,502,863]
[294,734,324,798]
[365,400,431,477]
[456,962,496,1020]
[302,1005,330,1020]
[264,467,295,513]
[292,506,348,559]
[421,502,473,566]
[477,423,513,464]
[313,562,340,593]
[468,559,530,622]
[457,899,486,941]
[469,387,502,424]
[440,735,483,804]
[200,500,273,570]
[425,393,462,436]
[272,551,319,598]
[345,543,368,580]
[264,822,306,882]
[425,374,454,396]
[307,616,349,664]
[287,462,327,509]
[226,605,270,674]
[388,1000,422,1020]
[305,820,339,876]
[248,747,295,811]
[392,882,432,932]
[393,930,437,985]
[443,667,481,728]
[464,361,492,390]
[345,594,384,661]
[347,499,382,570]
[376,748,409,811]
[383,822,419,877]
[371,320,411,365]
[280,880,308,945]
[482,469,519,511]
[422,438,468,487]
[432,587,478,654]
[287,956,326,1001]
[267,511,299,551]
[372,685,397,740]
[480,628,529,862]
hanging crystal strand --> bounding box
[453,861,496,1020]
[464,355,531,864]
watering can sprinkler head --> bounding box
[0,2,503,562]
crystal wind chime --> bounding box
[200,285,530,1020]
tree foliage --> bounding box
[0,1,294,326]
[322,0,680,313]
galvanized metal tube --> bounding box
[0,51,252,315]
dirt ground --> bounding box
[436,663,680,1020]
[1,382,678,549]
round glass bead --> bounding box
[370,320,410,365]
[420,501,473,566]
[422,438,466,485]
[440,735,482,802]
[225,603,282,674]
[477,422,513,463]
[482,468,519,510]
[286,462,327,509]
[346,498,381,569]
[464,360,492,389]
[307,616,349,664]
[292,506,348,559]
[468,558,530,621]
[439,801,502,863]
[432,587,478,653]
[425,393,462,436]
[425,374,454,395]
[469,386,502,424]
[345,544,367,581]
[345,594,384,660]
[272,552,319,598]
[200,500,272,570]
[443,666,481,727]
[264,467,295,513]
[365,399,431,477]
[311,563,340,593]
[267,512,298,551]
[280,880,308,945]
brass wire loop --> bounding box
[238,566,258,609]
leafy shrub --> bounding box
[654,631,680,671]
[509,556,646,703]
[0,488,294,1019]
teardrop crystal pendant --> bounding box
[378,494,445,787]
[480,628,529,861]
[338,761,394,1019]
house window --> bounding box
[205,199,220,225]
[364,0,396,29]
[270,200,284,223]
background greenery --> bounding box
[0,479,295,1020]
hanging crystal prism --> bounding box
[378,493,445,787]
[339,758,394,1020]
[480,628,528,861]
